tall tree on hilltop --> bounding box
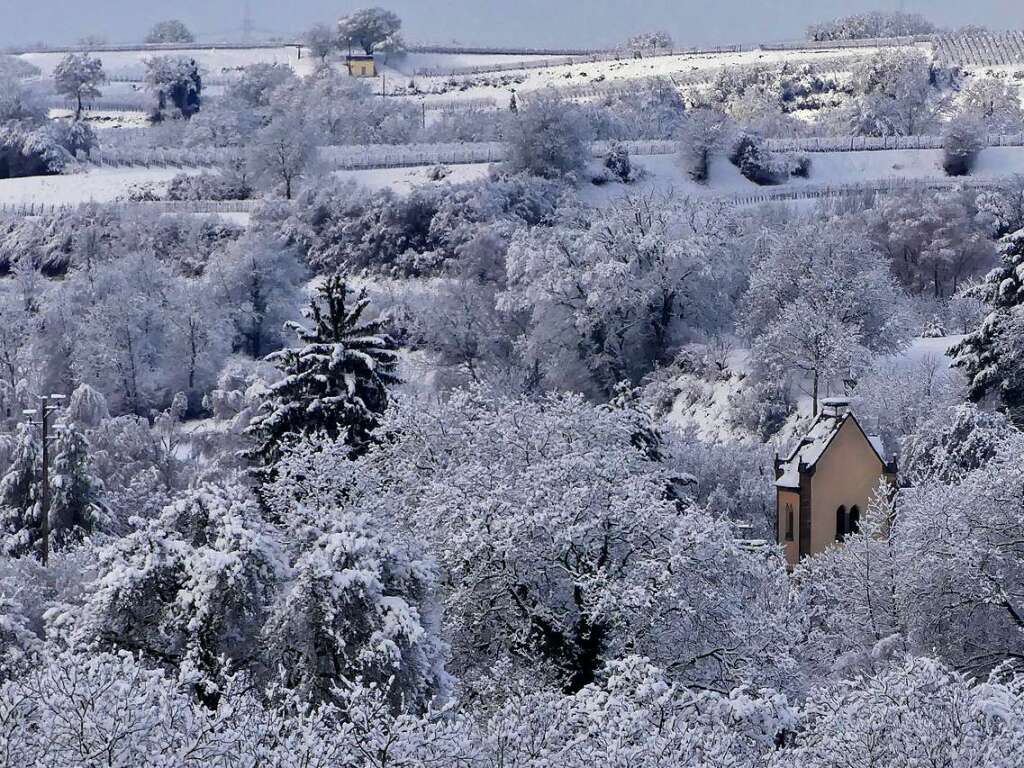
[246,274,399,473]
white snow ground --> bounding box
[332,146,1024,205]
[0,167,200,207]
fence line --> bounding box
[727,176,1006,206]
[78,133,1024,172]
[764,133,1024,153]
[0,199,260,217]
[2,178,1008,219]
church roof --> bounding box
[775,409,889,489]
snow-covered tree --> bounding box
[622,31,674,51]
[144,19,195,44]
[807,11,936,41]
[501,194,741,396]
[247,113,318,199]
[226,62,296,109]
[743,222,910,414]
[47,422,102,551]
[944,112,986,176]
[204,237,306,359]
[844,49,941,136]
[64,383,109,428]
[143,56,201,120]
[304,23,336,66]
[262,506,446,711]
[676,107,734,182]
[950,229,1024,423]
[348,388,797,694]
[53,53,105,121]
[866,187,995,298]
[76,483,282,707]
[960,78,1024,133]
[246,275,399,471]
[165,279,231,411]
[337,7,402,55]
[901,403,1014,483]
[0,424,41,558]
[504,92,593,180]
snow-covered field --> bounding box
[18,46,306,79]
[332,146,1024,205]
[387,42,934,104]
[0,167,196,206]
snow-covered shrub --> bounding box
[943,112,986,176]
[426,163,450,181]
[226,62,296,109]
[262,505,447,711]
[504,91,593,180]
[0,123,69,179]
[76,483,283,705]
[779,656,1024,766]
[0,55,39,81]
[604,140,632,181]
[729,133,791,185]
[144,56,202,121]
[166,171,252,201]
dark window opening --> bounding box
[849,505,861,535]
[785,503,794,542]
[835,506,847,542]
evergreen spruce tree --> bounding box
[247,275,399,473]
[0,423,41,557]
[48,423,103,550]
[951,229,1024,425]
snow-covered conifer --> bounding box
[951,229,1024,423]
[247,275,399,471]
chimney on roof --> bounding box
[820,397,851,417]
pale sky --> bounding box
[1,0,1022,50]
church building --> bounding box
[774,399,897,568]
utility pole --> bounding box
[242,0,254,44]
[23,394,64,567]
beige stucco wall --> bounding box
[808,418,887,557]
[777,489,800,567]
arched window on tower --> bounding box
[849,505,861,535]
[785,503,794,542]
[835,506,847,542]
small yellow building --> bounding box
[774,399,896,568]
[346,54,377,78]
